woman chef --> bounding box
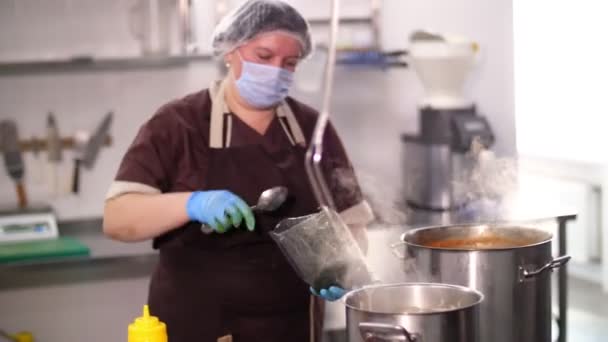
[103,1,373,341]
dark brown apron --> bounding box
[148,81,323,342]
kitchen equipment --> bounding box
[200,186,289,234]
[71,130,89,194]
[46,112,62,196]
[394,222,571,342]
[401,31,494,225]
[71,112,113,194]
[270,206,374,291]
[0,209,90,263]
[0,210,58,243]
[81,112,113,170]
[128,0,177,56]
[0,120,27,209]
[345,283,483,342]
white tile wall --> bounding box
[0,65,219,219]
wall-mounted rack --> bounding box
[0,54,214,77]
[0,136,113,154]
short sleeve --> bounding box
[106,108,177,200]
[322,122,374,225]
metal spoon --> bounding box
[201,186,289,233]
[251,186,288,212]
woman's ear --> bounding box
[224,52,233,68]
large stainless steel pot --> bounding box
[345,283,483,342]
[394,223,570,342]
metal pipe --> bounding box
[304,0,340,210]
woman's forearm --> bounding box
[103,192,192,242]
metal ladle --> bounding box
[201,186,289,234]
[304,0,340,210]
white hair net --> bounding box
[212,0,313,58]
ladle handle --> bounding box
[359,322,420,342]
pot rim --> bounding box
[343,282,484,315]
[400,223,553,252]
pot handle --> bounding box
[359,322,421,342]
[519,255,571,282]
[389,241,407,259]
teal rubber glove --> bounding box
[186,190,255,233]
[310,286,346,302]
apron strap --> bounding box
[209,80,230,149]
[277,103,306,146]
[209,80,307,148]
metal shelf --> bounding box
[0,54,214,77]
[308,15,374,26]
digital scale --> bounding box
[0,211,59,244]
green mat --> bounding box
[0,237,90,264]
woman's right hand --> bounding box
[186,190,255,233]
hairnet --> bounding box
[212,0,313,58]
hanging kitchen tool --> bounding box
[46,112,62,196]
[0,120,27,209]
[71,112,113,194]
[304,0,340,210]
[71,130,88,194]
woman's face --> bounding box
[225,31,302,79]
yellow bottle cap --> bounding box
[128,305,168,342]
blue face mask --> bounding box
[235,55,295,109]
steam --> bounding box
[330,166,408,225]
[320,167,411,287]
[359,172,408,225]
[453,138,520,223]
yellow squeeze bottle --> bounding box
[128,305,167,342]
[11,332,34,342]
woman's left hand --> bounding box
[310,286,346,302]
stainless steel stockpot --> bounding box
[344,282,483,342]
[395,224,570,342]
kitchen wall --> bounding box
[0,0,515,341]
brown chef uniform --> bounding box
[106,80,374,342]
